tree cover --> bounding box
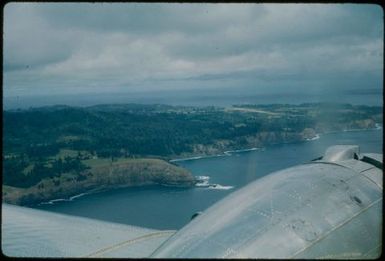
[3,103,382,188]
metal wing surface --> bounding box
[2,145,382,258]
[1,203,175,258]
[152,145,382,258]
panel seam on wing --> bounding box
[289,197,382,258]
[359,168,383,189]
[83,230,176,257]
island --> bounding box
[3,103,382,206]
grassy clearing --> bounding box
[3,185,25,193]
[22,164,34,175]
[57,149,79,158]
[82,157,165,169]
[54,149,93,159]
[82,158,113,168]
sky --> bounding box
[3,3,384,100]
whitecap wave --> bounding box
[39,198,69,205]
[39,201,54,205]
[194,174,233,190]
[233,147,259,153]
[38,192,89,206]
[195,181,210,187]
[69,192,88,201]
[224,147,261,155]
[195,175,210,181]
[171,147,263,162]
[49,198,68,203]
[207,184,234,190]
[170,156,203,162]
[306,134,320,141]
[195,175,210,187]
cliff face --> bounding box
[186,130,311,157]
[0,128,318,206]
[315,119,377,133]
[350,119,376,129]
[3,159,195,206]
[300,128,317,140]
[184,120,378,158]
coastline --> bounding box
[170,153,231,163]
[169,148,264,163]
[168,126,382,163]
[3,158,196,207]
[38,191,94,205]
[37,180,198,207]
[4,126,382,206]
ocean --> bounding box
[34,128,383,230]
[3,89,383,110]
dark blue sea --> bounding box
[35,128,383,230]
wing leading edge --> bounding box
[1,203,175,258]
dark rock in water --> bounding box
[301,128,317,140]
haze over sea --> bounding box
[36,127,382,230]
[3,88,383,110]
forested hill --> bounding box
[3,103,382,201]
[4,103,382,160]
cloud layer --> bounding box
[3,3,383,97]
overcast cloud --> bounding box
[3,3,383,97]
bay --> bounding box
[35,128,383,230]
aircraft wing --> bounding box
[1,203,175,258]
[2,145,382,258]
[152,145,382,258]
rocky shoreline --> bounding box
[3,158,195,206]
[166,128,318,161]
[167,124,381,162]
[3,123,381,207]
